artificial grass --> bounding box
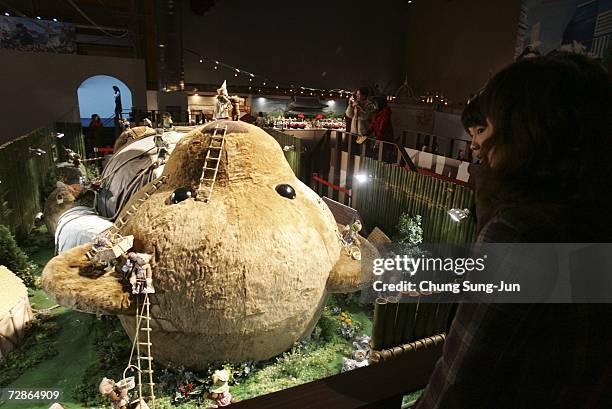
[1,229,376,408]
[3,311,101,409]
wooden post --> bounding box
[345,132,355,206]
[371,297,388,351]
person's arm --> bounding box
[356,100,376,121]
[345,102,355,119]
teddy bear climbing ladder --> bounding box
[196,124,227,203]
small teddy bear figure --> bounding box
[99,377,130,409]
[207,369,233,408]
[342,219,362,246]
[126,252,154,294]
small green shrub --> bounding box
[0,224,36,287]
[395,213,423,244]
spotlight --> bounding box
[448,208,471,223]
[36,16,41,19]
[263,82,267,86]
[283,145,295,152]
[4,12,9,16]
[52,18,58,22]
[55,132,64,138]
[214,65,218,70]
[355,174,370,184]
[199,59,203,63]
[29,147,46,156]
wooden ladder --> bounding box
[107,176,167,237]
[196,125,227,202]
[135,294,156,408]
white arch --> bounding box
[77,75,133,125]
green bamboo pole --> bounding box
[371,297,389,351]
[423,175,434,242]
[412,290,435,341]
[441,185,453,243]
[382,295,400,349]
[432,179,442,242]
[398,291,420,345]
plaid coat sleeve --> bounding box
[414,212,612,409]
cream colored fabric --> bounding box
[0,266,28,317]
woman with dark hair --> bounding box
[113,85,122,120]
[366,95,395,161]
[416,53,612,408]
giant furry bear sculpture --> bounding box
[42,121,377,368]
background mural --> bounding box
[520,0,612,59]
[0,15,76,53]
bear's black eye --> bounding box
[170,187,192,204]
[276,184,296,199]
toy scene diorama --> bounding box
[2,1,611,409]
[0,75,475,408]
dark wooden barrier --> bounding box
[232,335,445,409]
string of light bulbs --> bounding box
[184,48,353,98]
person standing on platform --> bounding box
[255,112,266,127]
[345,87,375,136]
[366,95,395,162]
[87,113,104,156]
[113,86,123,120]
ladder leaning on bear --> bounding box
[196,124,227,203]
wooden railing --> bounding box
[231,335,445,409]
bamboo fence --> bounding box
[0,122,84,238]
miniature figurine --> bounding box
[230,95,241,121]
[99,377,130,409]
[88,234,134,269]
[123,252,155,294]
[213,81,232,120]
[340,220,362,260]
[353,335,371,354]
[162,112,174,130]
[341,348,369,372]
[342,220,362,246]
[207,369,233,408]
[154,131,170,162]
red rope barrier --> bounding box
[312,174,351,195]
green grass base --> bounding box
[1,230,375,409]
